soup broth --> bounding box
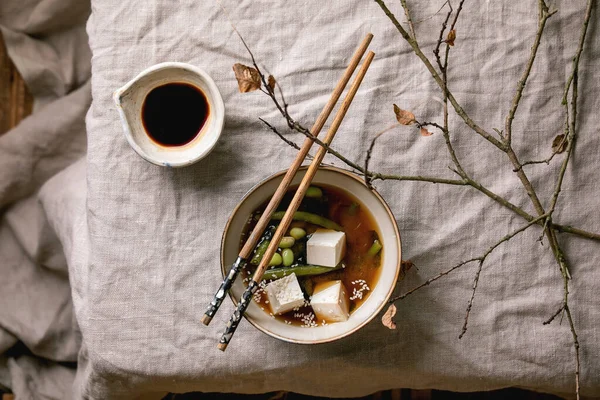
[240,184,382,327]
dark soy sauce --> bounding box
[141,82,209,147]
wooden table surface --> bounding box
[0,33,33,135]
[0,31,564,400]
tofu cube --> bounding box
[306,229,346,267]
[265,273,305,315]
[310,280,350,323]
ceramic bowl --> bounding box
[113,62,225,167]
[221,166,401,344]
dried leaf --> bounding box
[399,260,415,280]
[447,29,456,46]
[393,104,416,126]
[232,63,261,93]
[382,304,397,330]
[420,127,433,137]
[552,134,568,154]
[267,75,276,92]
[401,260,415,272]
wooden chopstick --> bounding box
[201,33,374,326]
[218,51,375,351]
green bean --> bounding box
[269,253,283,266]
[367,239,383,257]
[291,242,306,264]
[249,226,276,265]
[282,249,294,267]
[305,186,323,198]
[263,263,343,280]
[300,278,314,297]
[289,227,307,240]
[250,239,270,265]
[279,236,295,248]
[271,211,343,231]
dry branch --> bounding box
[227,1,597,396]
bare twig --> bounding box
[417,121,445,132]
[414,1,448,25]
[439,0,467,178]
[400,0,417,39]
[460,213,549,338]
[260,119,467,186]
[389,258,477,302]
[364,123,400,187]
[516,122,568,173]
[448,0,465,31]
[542,1,594,397]
[543,306,564,325]
[432,0,453,73]
[459,259,483,339]
[553,224,600,241]
[505,2,557,144]
[259,118,303,153]
[493,0,569,282]
[389,214,548,305]
[515,148,564,171]
[564,305,581,398]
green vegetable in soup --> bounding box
[300,278,314,297]
[367,239,382,257]
[289,227,307,240]
[282,249,294,266]
[279,236,295,248]
[305,186,323,198]
[271,211,343,231]
[269,253,283,266]
[250,226,276,265]
[291,241,306,264]
[250,239,270,265]
[347,202,360,216]
[263,263,343,280]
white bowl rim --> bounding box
[220,165,402,344]
[113,61,225,168]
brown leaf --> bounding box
[420,127,433,136]
[446,29,456,46]
[232,63,261,93]
[401,259,415,272]
[267,75,276,93]
[382,304,397,330]
[552,134,568,154]
[393,104,416,126]
[399,259,415,280]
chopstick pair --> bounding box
[218,50,375,350]
[202,34,375,350]
[201,33,374,327]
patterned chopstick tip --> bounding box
[202,256,246,325]
[218,280,259,351]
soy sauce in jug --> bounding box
[141,82,209,147]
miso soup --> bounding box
[240,185,383,327]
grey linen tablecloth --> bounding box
[1,0,599,399]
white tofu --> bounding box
[310,280,350,323]
[306,229,346,267]
[265,273,305,315]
